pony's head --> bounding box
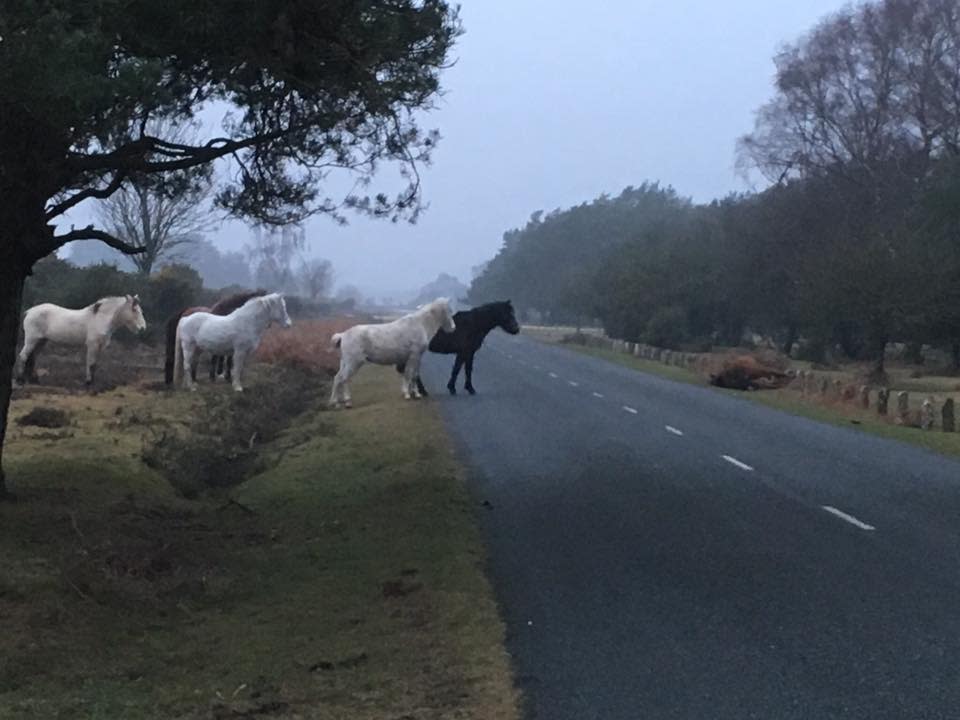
[420,298,457,332]
[432,297,456,333]
[265,293,293,328]
[119,294,147,332]
[496,300,520,335]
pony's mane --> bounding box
[211,289,267,315]
[88,296,128,314]
[417,297,450,314]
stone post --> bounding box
[943,399,955,433]
[877,388,889,415]
[819,377,829,396]
[921,398,935,430]
[896,391,909,423]
[859,385,870,409]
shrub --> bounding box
[644,305,688,349]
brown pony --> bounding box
[163,290,267,384]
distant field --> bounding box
[1,320,518,719]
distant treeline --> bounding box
[470,0,960,377]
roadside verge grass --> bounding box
[1,365,518,719]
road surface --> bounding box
[419,333,960,720]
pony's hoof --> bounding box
[233,386,244,393]
[189,386,198,393]
[344,401,353,409]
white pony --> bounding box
[330,297,456,408]
[174,292,291,392]
[16,295,147,385]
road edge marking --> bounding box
[722,455,754,471]
[821,505,876,531]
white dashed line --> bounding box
[722,455,754,472]
[822,506,876,531]
[623,406,638,415]
[548,372,559,379]
[568,380,579,387]
[665,426,684,436]
[592,392,605,399]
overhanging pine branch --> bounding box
[52,225,144,255]
[65,131,287,174]
[45,171,127,221]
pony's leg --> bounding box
[183,344,198,391]
[331,358,358,408]
[447,355,464,395]
[208,355,218,382]
[225,355,233,382]
[85,338,104,386]
[464,352,477,395]
[189,351,201,386]
[17,337,46,383]
[403,355,422,400]
[231,350,246,392]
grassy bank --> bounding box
[1,363,518,719]
[545,338,960,460]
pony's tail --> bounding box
[173,320,185,387]
[164,312,183,384]
[330,332,343,350]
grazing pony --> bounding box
[404,300,520,396]
[330,298,456,408]
[16,295,147,385]
[163,290,266,384]
[173,293,292,392]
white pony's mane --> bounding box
[88,296,130,313]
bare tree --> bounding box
[94,122,214,276]
[297,257,334,300]
[246,224,306,293]
[736,0,960,380]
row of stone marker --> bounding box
[597,336,957,433]
[607,339,713,373]
[793,370,955,432]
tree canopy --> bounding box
[0,0,461,262]
[0,0,461,496]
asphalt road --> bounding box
[419,334,960,720]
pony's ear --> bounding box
[92,301,102,314]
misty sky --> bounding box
[67,0,847,301]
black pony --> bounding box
[399,300,520,396]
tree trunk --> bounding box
[906,341,925,366]
[866,328,888,385]
[0,245,28,499]
[782,324,797,357]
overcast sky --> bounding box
[68,0,847,301]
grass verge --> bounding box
[1,365,518,719]
[553,340,960,459]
